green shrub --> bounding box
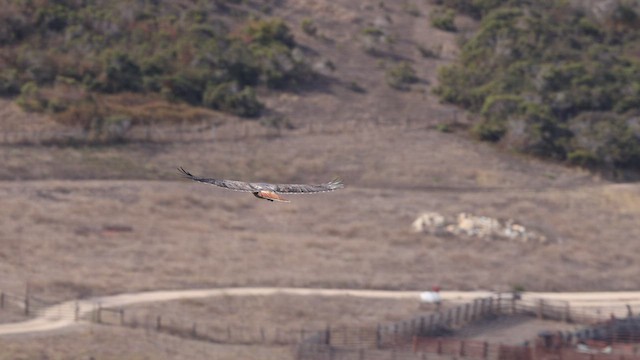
[301,18,317,36]
[472,117,506,141]
[0,14,29,45]
[386,62,418,90]
[361,27,384,37]
[260,115,294,130]
[35,4,72,32]
[567,149,600,168]
[16,82,46,112]
[347,81,366,93]
[0,2,317,121]
[242,18,295,48]
[481,94,523,120]
[434,1,640,171]
[430,8,457,32]
[92,52,143,93]
[162,71,207,105]
[569,112,640,169]
[0,69,20,96]
[417,45,440,58]
[202,82,263,118]
[436,123,452,133]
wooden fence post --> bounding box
[261,327,266,343]
[120,309,125,325]
[0,292,4,309]
[325,325,331,345]
[393,323,399,345]
[191,322,197,337]
[156,315,162,330]
[537,300,544,319]
[459,340,465,356]
[343,326,347,344]
[483,341,489,359]
[472,300,478,321]
[376,324,382,349]
[97,305,102,323]
[24,296,29,316]
[464,303,470,322]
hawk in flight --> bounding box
[178,167,344,202]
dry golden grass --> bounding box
[0,325,291,360]
[0,129,636,303]
[121,294,430,332]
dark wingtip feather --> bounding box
[178,167,195,179]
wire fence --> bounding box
[0,290,64,319]
[296,295,639,360]
[2,288,640,360]
[93,305,324,346]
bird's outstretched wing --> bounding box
[272,179,344,194]
[178,167,262,192]
[178,168,344,194]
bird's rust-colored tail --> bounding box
[255,190,290,202]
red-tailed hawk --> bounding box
[178,167,344,202]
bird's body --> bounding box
[253,190,290,202]
[178,168,343,202]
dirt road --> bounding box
[0,288,637,336]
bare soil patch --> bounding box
[454,315,577,345]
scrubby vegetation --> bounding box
[386,62,419,90]
[434,0,640,175]
[430,8,457,32]
[0,0,314,133]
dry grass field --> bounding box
[0,0,639,358]
[0,325,292,360]
[1,128,638,302]
[120,294,429,331]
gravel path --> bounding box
[0,288,637,336]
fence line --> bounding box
[0,289,79,321]
[2,288,639,360]
[92,305,321,346]
[296,295,633,360]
